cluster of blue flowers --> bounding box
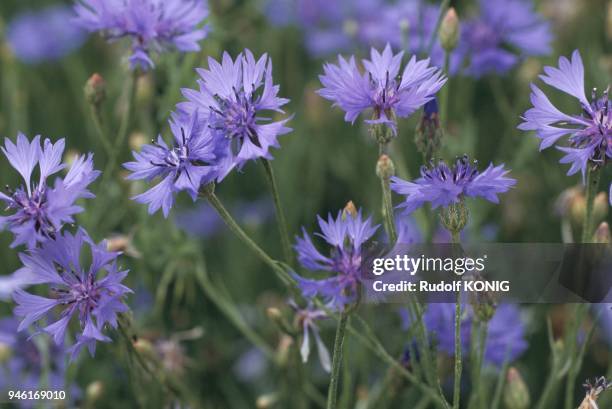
[1,0,609,393]
[265,0,551,78]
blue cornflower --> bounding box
[293,209,379,311]
[124,112,220,217]
[461,0,551,77]
[0,133,100,249]
[179,49,291,174]
[7,5,86,65]
[73,0,209,70]
[12,228,131,361]
[0,318,78,406]
[289,300,331,372]
[401,303,528,367]
[518,50,611,205]
[318,44,446,135]
[391,155,516,214]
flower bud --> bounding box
[256,393,279,408]
[503,367,530,409]
[439,8,460,52]
[343,19,359,38]
[0,342,12,364]
[415,99,443,162]
[129,132,148,151]
[399,18,410,33]
[133,338,156,360]
[84,73,106,107]
[440,201,469,236]
[376,155,396,180]
[593,192,609,222]
[343,201,358,218]
[593,222,611,244]
[85,381,104,403]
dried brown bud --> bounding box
[84,73,106,107]
[343,201,358,218]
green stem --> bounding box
[327,311,349,409]
[581,167,601,242]
[451,230,462,409]
[452,292,462,409]
[89,106,113,157]
[378,143,398,244]
[200,186,293,285]
[103,71,138,185]
[261,159,293,264]
[193,261,276,359]
[440,51,450,129]
[117,318,201,407]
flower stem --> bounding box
[261,159,293,264]
[581,167,601,243]
[199,185,293,285]
[103,70,138,185]
[378,143,397,244]
[193,259,276,359]
[327,311,349,409]
[451,230,462,409]
[452,292,462,409]
[440,51,450,129]
[88,105,113,157]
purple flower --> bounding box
[176,198,273,238]
[290,300,331,372]
[124,112,220,217]
[401,303,528,367]
[293,209,379,311]
[518,50,611,203]
[73,0,209,70]
[461,0,551,77]
[0,133,100,248]
[7,5,86,64]
[179,50,291,174]
[317,44,446,135]
[12,228,132,361]
[391,155,516,214]
[0,318,78,406]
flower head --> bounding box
[318,44,446,135]
[179,50,291,174]
[289,300,330,372]
[518,50,611,203]
[0,134,100,248]
[124,112,220,217]
[401,303,527,367]
[293,209,379,311]
[73,0,209,70]
[461,0,551,77]
[12,228,131,361]
[7,5,86,65]
[391,155,516,214]
[0,318,74,401]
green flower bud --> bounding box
[85,381,104,403]
[439,8,460,52]
[0,342,12,364]
[440,200,468,236]
[503,367,530,409]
